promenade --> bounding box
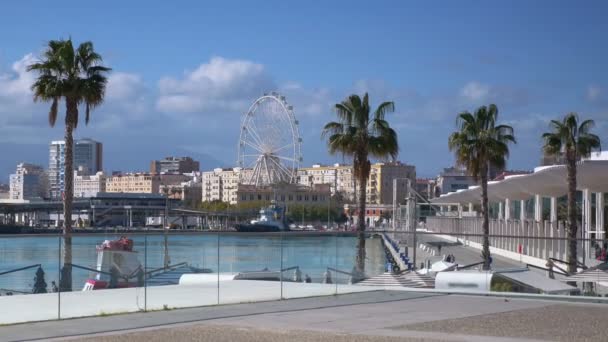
[2,291,607,342]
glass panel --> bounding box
[280,231,337,299]
[218,231,281,304]
[336,231,387,294]
[145,231,219,310]
[59,234,145,319]
[0,235,60,324]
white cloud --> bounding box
[587,85,601,101]
[156,57,275,114]
[460,81,490,101]
[0,53,38,111]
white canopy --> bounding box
[432,158,608,205]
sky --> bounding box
[0,1,607,181]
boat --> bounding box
[83,237,142,290]
[235,203,289,232]
[82,236,211,290]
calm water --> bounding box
[0,233,386,292]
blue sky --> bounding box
[0,1,607,180]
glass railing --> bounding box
[0,229,607,324]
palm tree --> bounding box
[322,93,398,275]
[28,39,110,291]
[448,104,515,270]
[542,113,601,273]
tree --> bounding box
[542,113,601,273]
[448,104,515,270]
[28,39,110,291]
[322,93,398,275]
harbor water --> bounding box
[0,232,386,293]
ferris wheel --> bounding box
[237,92,302,186]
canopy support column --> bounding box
[596,192,605,240]
[534,195,543,222]
[468,202,473,213]
[520,199,527,221]
[505,198,511,220]
[550,197,557,223]
[498,202,504,220]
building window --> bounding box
[297,195,302,201]
[241,195,246,201]
[304,195,309,201]
[250,194,254,200]
[258,194,262,200]
[289,195,293,201]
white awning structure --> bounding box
[432,157,608,205]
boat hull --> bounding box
[235,224,288,232]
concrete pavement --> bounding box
[3,291,607,342]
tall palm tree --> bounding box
[448,104,515,270]
[322,93,398,275]
[542,113,601,273]
[28,39,110,291]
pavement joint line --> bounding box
[10,292,448,342]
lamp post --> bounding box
[392,178,412,231]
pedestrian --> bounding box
[51,281,58,293]
[595,243,602,260]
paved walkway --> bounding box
[3,291,607,342]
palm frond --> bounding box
[373,101,395,121]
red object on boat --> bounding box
[99,236,134,251]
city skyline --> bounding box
[1,1,607,181]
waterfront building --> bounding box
[343,203,393,228]
[74,168,106,198]
[368,162,416,205]
[415,178,437,200]
[48,138,103,199]
[9,163,45,200]
[202,167,253,204]
[297,164,354,201]
[435,166,477,195]
[150,156,199,175]
[105,173,161,194]
[159,179,202,203]
[236,183,331,205]
[297,162,416,205]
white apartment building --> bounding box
[9,163,45,200]
[202,167,253,204]
[74,170,106,198]
[297,164,354,200]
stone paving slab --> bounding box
[398,303,608,342]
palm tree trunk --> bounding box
[356,171,367,275]
[60,115,75,292]
[566,156,578,274]
[480,165,491,270]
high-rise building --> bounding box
[150,156,199,174]
[9,163,45,200]
[75,138,103,174]
[48,138,103,199]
